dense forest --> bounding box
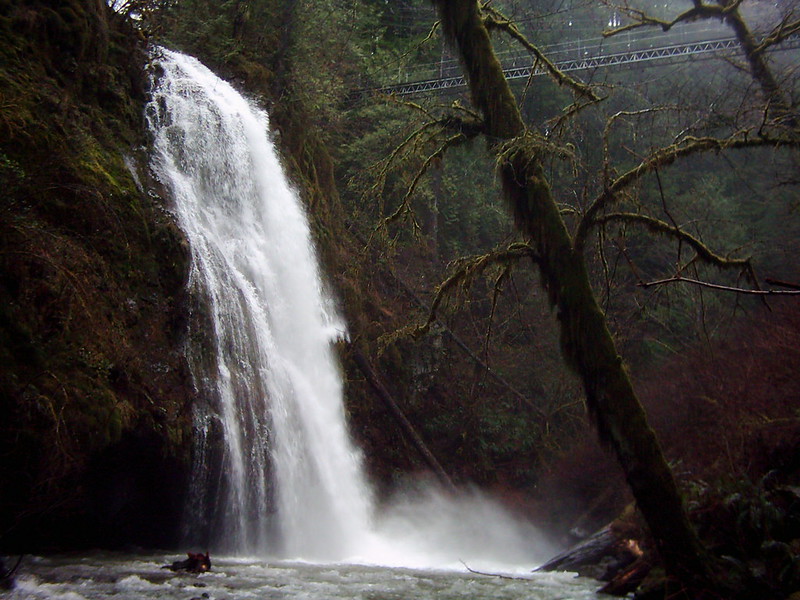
[1,0,799,598]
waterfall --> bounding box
[146,48,373,559]
[146,47,551,570]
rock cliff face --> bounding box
[0,1,194,550]
[0,0,391,552]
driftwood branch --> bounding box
[460,560,529,580]
[0,555,23,589]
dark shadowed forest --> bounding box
[1,0,799,598]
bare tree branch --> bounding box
[602,0,797,122]
[601,107,679,185]
[603,3,726,36]
[764,277,800,290]
[575,133,800,251]
[418,242,539,336]
[638,275,800,295]
[755,15,800,53]
[480,4,602,103]
[602,0,743,36]
[382,132,465,232]
[593,212,752,273]
[369,109,484,240]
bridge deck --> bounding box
[353,32,799,100]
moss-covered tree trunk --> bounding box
[430,0,717,590]
[715,0,795,125]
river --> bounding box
[8,552,602,600]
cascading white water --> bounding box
[146,48,373,559]
[146,47,552,570]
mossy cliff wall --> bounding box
[0,0,194,551]
[0,0,375,553]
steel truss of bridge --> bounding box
[354,34,800,100]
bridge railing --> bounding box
[390,21,731,85]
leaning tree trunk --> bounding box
[430,0,718,590]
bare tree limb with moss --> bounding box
[480,4,602,103]
[575,132,800,251]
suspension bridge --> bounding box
[352,24,800,100]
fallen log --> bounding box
[0,555,22,590]
[536,525,618,578]
[536,523,645,585]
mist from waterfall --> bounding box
[146,47,551,569]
